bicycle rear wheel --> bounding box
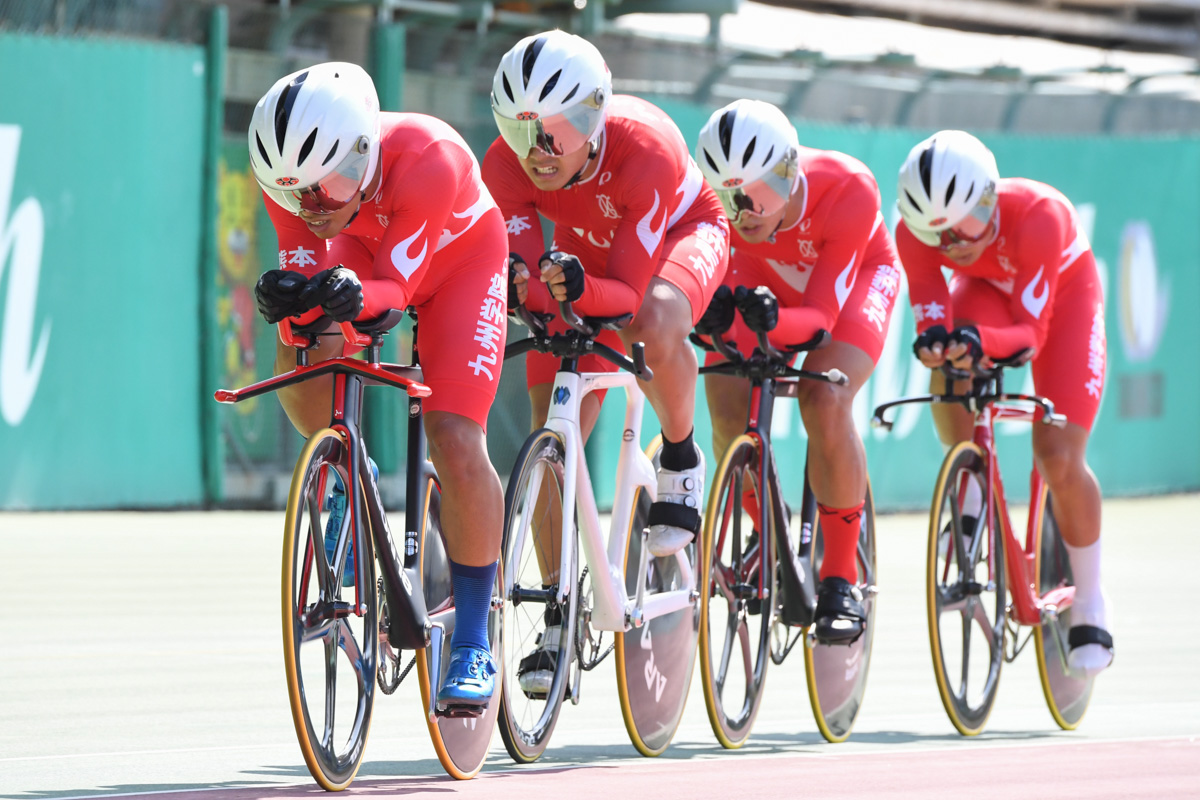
[803,481,878,743]
[414,473,503,779]
[497,429,576,763]
[281,429,378,790]
[698,434,773,749]
[615,438,701,757]
[927,442,1006,736]
[1033,488,1096,729]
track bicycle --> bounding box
[872,354,1096,735]
[496,302,702,761]
[214,311,501,787]
[694,327,878,747]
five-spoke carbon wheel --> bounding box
[281,429,378,790]
[927,442,1006,736]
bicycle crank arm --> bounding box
[426,622,446,722]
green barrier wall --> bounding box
[0,33,208,508]
[586,96,1200,510]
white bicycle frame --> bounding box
[511,367,697,633]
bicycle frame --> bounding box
[972,403,1075,628]
[535,367,696,632]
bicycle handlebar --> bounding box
[279,318,372,350]
[692,327,846,386]
[505,301,653,381]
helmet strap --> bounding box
[563,140,600,189]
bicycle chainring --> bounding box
[574,567,613,671]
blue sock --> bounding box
[449,558,498,651]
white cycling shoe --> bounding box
[647,445,705,558]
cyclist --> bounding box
[693,99,900,645]
[896,130,1113,676]
[483,30,729,694]
[247,62,509,712]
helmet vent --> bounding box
[562,83,580,103]
[502,73,515,103]
[321,140,340,167]
[917,145,934,198]
[255,132,273,169]
[522,37,548,88]
[702,148,719,173]
[539,69,562,102]
[762,145,774,167]
[965,180,976,203]
[741,136,756,168]
[297,128,318,167]
[717,110,736,159]
[944,175,957,206]
[274,70,308,153]
[904,189,923,214]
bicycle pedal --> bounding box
[436,702,488,719]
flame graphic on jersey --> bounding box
[390,222,428,281]
[636,191,666,258]
[1021,265,1050,319]
[835,254,857,309]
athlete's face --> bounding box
[519,141,593,192]
[940,220,997,267]
[730,206,786,244]
[297,196,361,239]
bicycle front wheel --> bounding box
[927,442,1006,736]
[414,473,503,779]
[497,429,576,763]
[281,429,378,790]
[699,434,773,749]
[803,481,878,743]
[615,437,701,757]
[1032,488,1096,729]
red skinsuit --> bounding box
[715,146,901,364]
[897,177,1106,430]
[263,112,510,427]
[483,95,730,387]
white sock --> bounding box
[1064,538,1113,675]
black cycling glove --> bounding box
[734,285,779,333]
[695,285,735,335]
[508,252,527,310]
[254,269,311,325]
[912,324,950,359]
[948,325,984,363]
[540,250,586,303]
[302,266,364,323]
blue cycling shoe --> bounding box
[323,459,379,587]
[435,645,497,718]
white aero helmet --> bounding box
[248,61,381,214]
[696,99,801,222]
[491,30,611,157]
[897,130,999,247]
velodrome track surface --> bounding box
[2,495,1197,798]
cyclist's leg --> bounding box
[1029,260,1111,673]
[413,230,509,707]
[626,219,730,556]
[800,258,898,640]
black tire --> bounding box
[927,442,1006,736]
[496,429,576,763]
[281,429,377,790]
[698,434,774,749]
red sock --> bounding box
[817,500,865,583]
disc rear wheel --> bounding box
[1033,489,1096,729]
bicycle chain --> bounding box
[574,567,614,671]
[376,577,417,694]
